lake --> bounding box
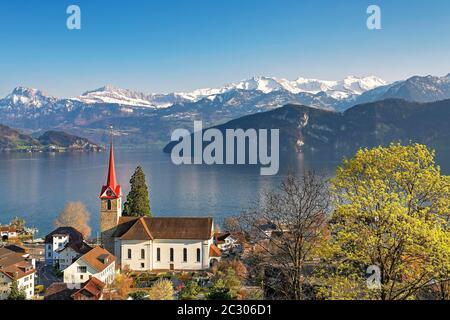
[1,147,449,238]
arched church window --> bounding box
[107,200,112,211]
[196,248,201,262]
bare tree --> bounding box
[223,217,241,234]
[54,201,92,238]
[239,171,330,300]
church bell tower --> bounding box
[99,127,122,254]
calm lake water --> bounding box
[1,147,449,237]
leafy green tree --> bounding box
[123,166,152,217]
[8,279,27,300]
[207,268,242,300]
[221,268,242,298]
[179,281,201,300]
[207,279,233,300]
[328,143,450,300]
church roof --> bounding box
[113,217,214,240]
[119,218,153,240]
[100,141,122,199]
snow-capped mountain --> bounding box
[73,75,386,109]
[3,87,58,109]
[76,85,154,107]
[221,75,387,98]
[1,73,449,146]
[0,87,76,117]
[352,74,450,106]
[185,75,386,98]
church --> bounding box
[99,139,221,271]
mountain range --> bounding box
[0,73,449,146]
[164,98,450,160]
[74,75,386,108]
[0,124,103,152]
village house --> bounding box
[99,138,222,272]
[44,282,76,300]
[44,226,84,267]
[57,241,93,270]
[44,277,105,300]
[0,225,17,240]
[214,232,238,252]
[0,247,35,299]
[71,276,106,300]
[63,246,115,289]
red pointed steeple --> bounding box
[106,141,118,190]
[100,127,122,199]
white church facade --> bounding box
[99,138,221,272]
[112,216,220,271]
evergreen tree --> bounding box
[8,279,27,300]
[179,281,201,300]
[123,166,152,217]
[207,279,233,300]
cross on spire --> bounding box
[109,124,114,144]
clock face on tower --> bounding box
[106,189,113,197]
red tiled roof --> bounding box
[71,277,105,300]
[79,246,115,273]
[1,262,35,280]
[0,248,23,266]
[0,226,16,232]
[44,283,76,300]
[209,244,221,257]
[0,248,35,280]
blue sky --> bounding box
[0,0,449,97]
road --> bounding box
[36,261,62,289]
